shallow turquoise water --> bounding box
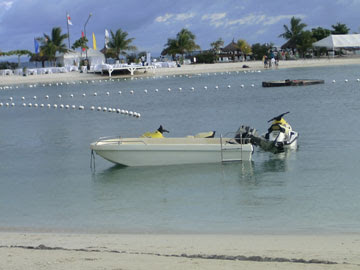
[1,64,360,234]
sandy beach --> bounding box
[0,232,359,269]
[1,57,360,86]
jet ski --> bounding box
[250,112,299,153]
[141,125,169,138]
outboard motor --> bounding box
[235,125,258,144]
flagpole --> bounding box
[66,12,71,49]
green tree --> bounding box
[311,27,331,41]
[279,17,307,48]
[210,38,224,52]
[297,31,315,58]
[161,38,178,60]
[162,28,200,62]
[251,43,273,60]
[40,27,68,65]
[72,36,89,52]
[331,22,350,34]
[236,39,252,60]
[6,50,33,66]
[107,29,137,60]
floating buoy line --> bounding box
[0,101,141,118]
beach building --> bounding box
[218,40,243,62]
[56,48,105,68]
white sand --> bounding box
[1,232,359,269]
[1,57,360,86]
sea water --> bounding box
[0,64,360,234]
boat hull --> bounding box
[90,137,253,166]
[262,79,324,87]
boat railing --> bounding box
[94,136,148,145]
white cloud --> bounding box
[336,0,360,5]
[225,13,306,27]
[155,13,173,23]
[175,12,195,21]
[155,12,196,23]
[0,0,13,10]
[202,13,227,27]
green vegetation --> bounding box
[106,28,137,60]
[162,28,200,62]
[72,36,89,52]
[39,27,68,65]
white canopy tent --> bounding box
[313,34,360,49]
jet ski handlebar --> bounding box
[267,111,290,122]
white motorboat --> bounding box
[90,126,253,167]
[247,112,299,153]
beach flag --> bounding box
[92,32,97,50]
[34,38,39,54]
[81,31,86,51]
[67,13,72,25]
[105,29,109,49]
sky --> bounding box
[1,0,360,56]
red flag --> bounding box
[81,31,85,51]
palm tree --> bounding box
[210,38,224,52]
[176,29,200,61]
[40,27,68,65]
[72,36,89,57]
[279,17,307,48]
[162,28,200,62]
[107,29,137,60]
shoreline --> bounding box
[1,57,360,86]
[1,232,359,269]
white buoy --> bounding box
[121,109,125,114]
[118,91,122,94]
[22,97,25,100]
[103,107,107,112]
[191,87,194,91]
[9,97,13,101]
[33,96,37,100]
[106,92,110,96]
[11,103,15,107]
[64,105,69,109]
[129,111,133,116]
[332,80,336,83]
[241,84,245,88]
[116,109,121,113]
[204,86,207,89]
[34,103,38,108]
[45,95,49,99]
[168,88,171,92]
[82,93,86,97]
[227,85,231,88]
[97,107,101,111]
[90,106,95,110]
[40,104,44,108]
[70,94,74,98]
[345,79,348,82]
[144,89,148,93]
[251,84,255,87]
[108,108,112,112]
[0,103,3,107]
[60,104,64,109]
[155,89,159,92]
[27,103,32,107]
[58,94,62,98]
[357,78,360,82]
[124,110,129,115]
[53,104,57,108]
[6,103,9,107]
[130,90,134,94]
[215,86,219,89]
[79,106,84,110]
[47,104,51,108]
[93,92,97,96]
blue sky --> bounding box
[1,0,360,55]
